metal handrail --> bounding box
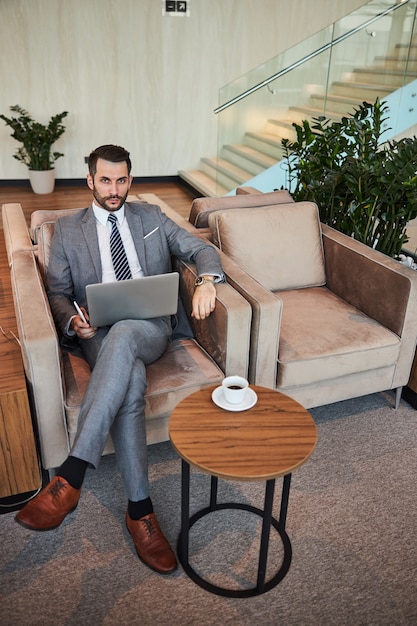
[214,0,410,114]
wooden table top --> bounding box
[169,385,318,481]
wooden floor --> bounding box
[0,179,198,387]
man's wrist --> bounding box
[195,275,216,287]
[65,315,77,336]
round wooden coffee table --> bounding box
[169,385,318,597]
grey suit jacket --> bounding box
[46,201,223,335]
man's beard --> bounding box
[93,187,129,212]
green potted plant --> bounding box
[281,98,417,259]
[0,105,68,194]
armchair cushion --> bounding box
[209,201,326,291]
[276,287,400,388]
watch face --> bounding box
[195,276,214,286]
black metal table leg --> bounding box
[210,475,218,510]
[256,479,275,593]
[279,473,292,529]
[179,459,190,563]
[177,466,293,598]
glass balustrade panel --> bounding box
[216,0,417,195]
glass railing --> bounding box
[215,0,417,195]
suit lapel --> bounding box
[81,206,102,281]
[125,203,148,275]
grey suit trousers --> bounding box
[70,317,170,501]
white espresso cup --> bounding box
[222,375,249,404]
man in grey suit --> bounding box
[16,144,224,575]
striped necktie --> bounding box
[108,213,132,281]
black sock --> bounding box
[128,497,153,520]
[57,456,89,490]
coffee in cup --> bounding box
[222,375,249,404]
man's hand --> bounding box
[71,307,98,339]
[191,281,216,320]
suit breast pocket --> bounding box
[143,229,171,274]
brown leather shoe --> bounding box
[126,511,178,575]
[15,476,81,531]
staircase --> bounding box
[180,39,417,198]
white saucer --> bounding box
[211,386,258,412]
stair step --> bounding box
[331,81,392,100]
[201,156,253,188]
[310,92,385,115]
[394,43,417,55]
[244,132,285,159]
[352,66,417,87]
[265,118,297,141]
[375,55,417,71]
[222,144,277,175]
[288,106,342,123]
[178,169,228,197]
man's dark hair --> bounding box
[88,144,132,177]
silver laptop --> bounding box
[86,272,179,327]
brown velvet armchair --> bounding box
[2,201,251,471]
[202,197,417,409]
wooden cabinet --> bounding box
[0,392,41,497]
[0,229,41,499]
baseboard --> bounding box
[0,175,189,188]
[0,179,32,188]
[175,177,202,198]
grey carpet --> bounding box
[1,390,417,626]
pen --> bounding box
[73,301,87,324]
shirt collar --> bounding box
[92,202,126,227]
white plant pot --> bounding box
[29,169,55,194]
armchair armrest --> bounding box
[213,251,282,388]
[10,250,69,469]
[174,256,252,378]
[2,203,34,266]
[135,193,199,233]
[133,196,253,375]
[322,224,417,335]
[322,224,417,386]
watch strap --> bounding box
[194,276,215,286]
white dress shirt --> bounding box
[92,203,144,282]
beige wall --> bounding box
[0,0,366,180]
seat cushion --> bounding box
[145,338,223,417]
[276,287,401,388]
[189,189,294,228]
[211,201,326,291]
[63,338,223,446]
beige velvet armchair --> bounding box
[2,201,251,472]
[202,198,417,409]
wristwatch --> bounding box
[194,276,215,287]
